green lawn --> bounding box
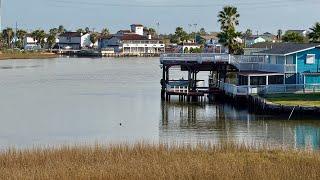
[264,93,320,107]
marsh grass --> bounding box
[0,143,319,180]
[0,50,57,60]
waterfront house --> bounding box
[100,24,165,55]
[23,35,42,50]
[253,43,320,85]
[57,32,96,50]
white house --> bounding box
[245,36,266,46]
[100,24,165,55]
[23,35,59,50]
[130,24,144,36]
[23,35,41,50]
[58,32,96,50]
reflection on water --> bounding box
[0,57,319,150]
[160,102,320,150]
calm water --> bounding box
[0,57,319,150]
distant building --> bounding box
[200,34,224,53]
[260,32,277,42]
[57,32,96,50]
[100,24,165,55]
[23,34,59,50]
[245,36,266,46]
[286,30,309,37]
[23,35,41,50]
[180,43,201,53]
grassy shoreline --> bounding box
[0,51,58,60]
[0,143,319,180]
[264,93,320,107]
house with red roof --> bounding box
[100,24,165,55]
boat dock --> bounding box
[159,53,315,102]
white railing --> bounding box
[239,63,292,73]
[166,85,189,93]
[161,53,296,74]
[219,81,320,95]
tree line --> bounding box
[0,25,110,50]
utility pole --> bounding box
[0,0,2,31]
[156,22,160,38]
[14,21,17,48]
[193,24,198,43]
[188,24,192,34]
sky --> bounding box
[2,0,320,34]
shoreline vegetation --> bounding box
[0,143,320,179]
[0,51,58,60]
[264,93,320,107]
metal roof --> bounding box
[255,43,320,56]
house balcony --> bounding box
[239,63,296,74]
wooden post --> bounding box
[161,65,166,100]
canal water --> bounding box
[0,57,319,150]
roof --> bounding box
[59,32,86,37]
[201,35,219,41]
[286,30,307,33]
[118,30,131,33]
[255,43,320,56]
[245,36,265,41]
[131,24,144,27]
[120,34,148,40]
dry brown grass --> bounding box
[0,52,57,60]
[0,143,319,180]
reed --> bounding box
[0,143,319,180]
[0,51,58,60]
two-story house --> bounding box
[57,32,93,50]
[100,24,165,55]
[255,43,320,85]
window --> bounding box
[306,54,315,64]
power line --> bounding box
[50,0,315,8]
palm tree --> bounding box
[2,28,14,48]
[101,28,110,38]
[90,32,99,48]
[49,28,59,36]
[277,29,283,41]
[85,27,91,33]
[218,6,240,31]
[47,35,56,51]
[31,30,47,48]
[16,29,27,49]
[282,32,305,43]
[217,6,242,54]
[77,28,85,34]
[58,25,66,34]
[309,22,320,43]
[218,27,242,54]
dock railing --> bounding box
[160,53,297,74]
[219,81,320,95]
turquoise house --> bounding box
[256,43,320,85]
